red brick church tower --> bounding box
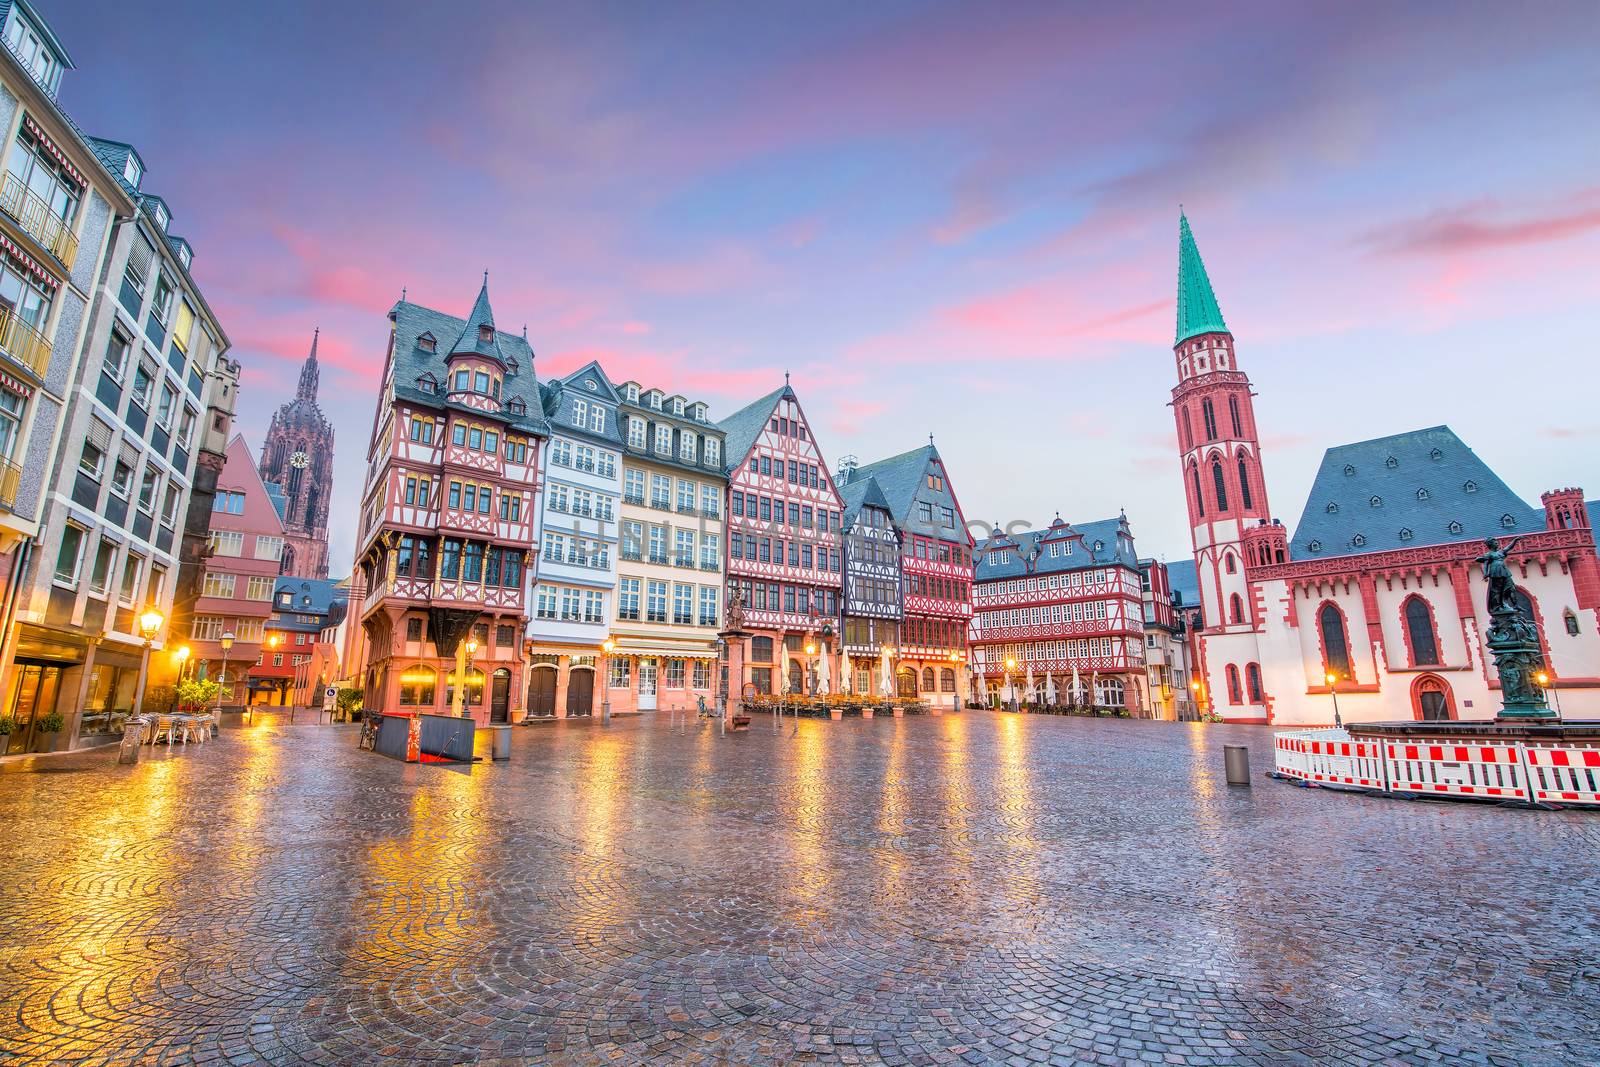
[259,330,335,579]
[1170,213,1273,722]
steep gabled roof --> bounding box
[973,515,1139,579]
[847,444,936,525]
[1176,212,1228,345]
[838,474,892,526]
[1165,558,1201,610]
[1288,425,1544,560]
[715,384,789,472]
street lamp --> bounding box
[601,636,615,724]
[171,645,192,713]
[1535,670,1563,717]
[218,629,236,729]
[131,607,164,721]
[805,641,817,697]
[1190,678,1204,721]
[1325,670,1344,730]
[462,637,480,719]
[948,649,961,711]
[1004,655,1018,712]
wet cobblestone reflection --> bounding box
[1,714,1596,1065]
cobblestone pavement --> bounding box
[0,712,1596,1066]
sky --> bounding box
[47,0,1600,574]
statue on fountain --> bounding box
[1477,537,1557,722]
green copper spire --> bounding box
[1175,212,1228,345]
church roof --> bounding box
[1175,212,1229,345]
[715,384,791,472]
[389,284,547,437]
[974,515,1139,579]
[1288,425,1544,561]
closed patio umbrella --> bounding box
[819,646,832,695]
[976,672,988,705]
[1045,673,1058,706]
[1025,664,1036,706]
[1071,666,1082,706]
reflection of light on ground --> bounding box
[1186,722,1218,818]
[995,712,1038,862]
[784,718,832,908]
[939,712,974,867]
[874,720,911,902]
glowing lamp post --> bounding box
[1325,671,1344,730]
[805,641,817,697]
[601,637,615,724]
[948,650,962,711]
[1004,656,1018,712]
[462,637,480,719]
[1535,670,1562,717]
[217,630,236,727]
[130,607,164,721]
[1190,678,1205,721]
[170,645,192,713]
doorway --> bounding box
[566,668,594,716]
[1412,675,1455,721]
[528,666,556,717]
[489,668,511,723]
[5,662,64,753]
[638,658,657,710]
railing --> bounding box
[0,172,78,269]
[1273,728,1600,807]
[575,459,595,472]
[0,459,21,510]
[677,504,698,515]
[673,556,695,568]
[649,498,671,511]
[0,304,51,377]
[620,548,642,562]
[699,561,719,571]
[647,552,669,565]
[623,493,644,505]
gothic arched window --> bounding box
[1246,663,1264,703]
[1319,603,1352,680]
[1225,552,1236,574]
[1180,406,1193,451]
[1237,456,1253,510]
[1191,464,1204,517]
[1404,596,1439,666]
[1229,594,1244,624]
[1226,664,1242,704]
[1202,398,1217,441]
[1228,395,1242,437]
[1212,460,1229,512]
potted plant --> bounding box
[0,715,13,756]
[33,710,64,753]
[335,687,364,724]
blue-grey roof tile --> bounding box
[389,289,548,437]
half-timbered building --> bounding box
[606,381,725,714]
[837,474,901,696]
[348,281,545,725]
[1168,214,1600,724]
[718,380,844,695]
[838,442,973,702]
[526,361,621,717]
[970,514,1146,712]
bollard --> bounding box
[489,725,513,761]
[1223,744,1250,786]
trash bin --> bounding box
[118,719,147,764]
[489,725,513,762]
[1223,744,1250,786]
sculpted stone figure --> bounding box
[1476,536,1522,616]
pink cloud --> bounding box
[1363,191,1600,257]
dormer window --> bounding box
[584,379,597,391]
[1385,456,1398,468]
[1399,528,1413,541]
[1429,448,1443,461]
[123,154,142,188]
[672,398,684,415]
[177,245,192,270]
[1351,534,1367,547]
[1447,521,1463,535]
[1343,464,1356,476]
[1463,480,1478,493]
[6,14,62,95]
[153,202,169,230]
[418,333,437,353]
[626,384,639,403]
[1370,495,1382,508]
[1325,502,1339,514]
[1307,539,1323,553]
[1499,513,1517,528]
[478,324,494,343]
[1416,488,1430,501]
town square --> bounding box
[0,1,1598,1064]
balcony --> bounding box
[647,552,669,565]
[620,548,642,562]
[0,304,51,378]
[673,555,695,569]
[623,492,644,505]
[0,173,77,269]
[575,459,596,473]
[0,459,20,510]
[699,560,719,572]
[649,498,671,511]
[677,504,698,515]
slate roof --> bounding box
[838,475,891,526]
[1165,558,1201,611]
[388,287,548,437]
[271,577,348,634]
[1288,425,1545,561]
[264,482,288,521]
[539,360,625,448]
[715,385,789,473]
[845,444,937,526]
[973,515,1140,580]
[1176,212,1228,345]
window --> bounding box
[589,406,605,433]
[1319,603,1352,681]
[119,232,155,315]
[1212,460,1228,511]
[254,536,285,561]
[88,537,115,593]
[571,399,587,427]
[646,580,668,623]
[627,417,646,448]
[679,431,696,461]
[1190,465,1203,517]
[1229,594,1244,625]
[103,330,131,381]
[209,530,243,556]
[160,484,181,527]
[131,362,154,409]
[201,570,235,598]
[698,586,718,626]
[673,583,693,624]
[1237,456,1253,510]
[246,576,275,601]
[1228,395,1242,437]
[1404,597,1439,666]
[1246,663,1263,703]
[136,466,160,513]
[618,578,641,621]
[1201,398,1217,440]
[665,659,686,688]
[704,438,720,467]
[399,666,437,706]
[1226,665,1242,704]
[79,436,106,478]
[609,657,631,688]
[119,553,142,603]
[171,300,195,354]
[177,407,197,449]
[693,661,711,689]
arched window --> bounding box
[1212,460,1229,511]
[1225,552,1236,574]
[1180,406,1193,450]
[1319,603,1352,680]
[446,667,485,707]
[1412,675,1454,721]
[1403,596,1439,666]
[1225,664,1242,704]
[1246,663,1263,702]
[1201,398,1217,440]
[921,667,936,692]
[940,668,956,693]
[1229,594,1245,624]
[1191,464,1204,517]
[1228,395,1242,436]
[1096,677,1125,707]
[1237,456,1253,510]
[399,665,437,706]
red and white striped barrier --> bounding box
[1274,729,1600,808]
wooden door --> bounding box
[528,667,556,717]
[566,669,594,716]
[490,669,511,724]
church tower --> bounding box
[259,330,336,579]
[1170,214,1271,722]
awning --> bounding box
[610,642,718,660]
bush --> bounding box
[176,678,220,710]
[0,715,13,735]
[36,711,64,733]
[335,688,364,721]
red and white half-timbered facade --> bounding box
[719,382,844,694]
[348,282,545,725]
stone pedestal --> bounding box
[1486,606,1558,722]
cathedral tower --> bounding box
[1170,214,1271,721]
[259,330,335,578]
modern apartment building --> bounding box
[526,361,621,717]
[606,380,726,714]
[0,0,231,750]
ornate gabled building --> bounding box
[1168,214,1600,724]
[971,514,1146,712]
[525,360,622,717]
[718,380,844,695]
[258,329,334,579]
[837,441,974,702]
[604,380,726,714]
[348,281,545,724]
[836,474,901,696]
